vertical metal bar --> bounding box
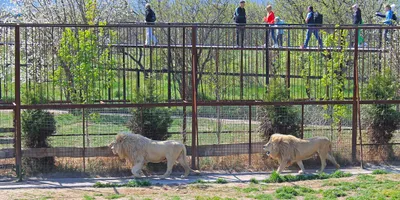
[240,49,244,100]
[82,108,86,172]
[265,25,270,85]
[248,105,252,166]
[182,27,187,144]
[168,24,172,102]
[14,25,22,181]
[191,26,198,169]
[301,104,304,139]
[352,27,359,163]
[122,47,127,101]
[286,50,291,97]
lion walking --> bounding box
[263,133,340,174]
[109,133,199,178]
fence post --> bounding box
[248,105,252,166]
[168,23,172,102]
[286,50,291,98]
[182,27,187,144]
[14,24,22,181]
[352,27,359,163]
[265,25,270,85]
[191,25,198,169]
[82,108,86,173]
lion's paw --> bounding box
[298,170,304,175]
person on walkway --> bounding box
[145,3,158,46]
[234,0,246,47]
[274,17,285,47]
[352,4,366,47]
[301,6,323,49]
[376,4,393,42]
[264,5,278,47]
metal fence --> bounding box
[1,23,400,178]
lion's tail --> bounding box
[182,146,201,175]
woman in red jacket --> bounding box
[264,5,278,47]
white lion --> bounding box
[263,133,340,174]
[109,133,199,178]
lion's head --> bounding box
[108,133,151,161]
[108,134,127,155]
[263,134,299,161]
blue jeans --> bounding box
[303,29,323,48]
[146,27,158,45]
[269,29,277,45]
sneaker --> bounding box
[300,45,306,49]
[272,44,279,48]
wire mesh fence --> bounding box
[1,23,400,178]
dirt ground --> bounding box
[2,174,400,200]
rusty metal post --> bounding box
[248,105,252,166]
[301,104,304,139]
[168,23,172,102]
[82,108,86,172]
[191,25,198,169]
[240,48,244,100]
[122,48,127,101]
[286,50,291,98]
[182,27,187,144]
[265,25,270,85]
[352,27,359,163]
[14,25,22,181]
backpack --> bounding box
[393,13,397,21]
[151,10,156,22]
[314,12,323,24]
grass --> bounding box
[372,169,390,174]
[249,178,259,184]
[322,188,347,198]
[241,187,260,193]
[105,194,126,199]
[83,195,95,200]
[93,179,151,188]
[274,186,315,199]
[215,178,228,184]
[263,170,352,183]
[195,197,237,200]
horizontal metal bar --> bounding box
[356,143,400,146]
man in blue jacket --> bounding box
[234,1,246,47]
[145,3,158,46]
[376,4,394,42]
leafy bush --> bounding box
[127,81,172,141]
[263,170,351,183]
[258,79,301,140]
[364,69,400,159]
[21,109,56,174]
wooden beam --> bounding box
[0,142,266,159]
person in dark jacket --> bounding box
[145,3,158,46]
[352,4,366,47]
[301,6,323,49]
[234,0,246,47]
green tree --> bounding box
[53,0,117,104]
[364,68,400,159]
[258,78,301,140]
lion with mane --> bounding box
[109,133,199,178]
[263,133,340,174]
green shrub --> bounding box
[364,69,400,159]
[249,178,259,184]
[21,109,56,174]
[127,81,172,141]
[258,79,300,140]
